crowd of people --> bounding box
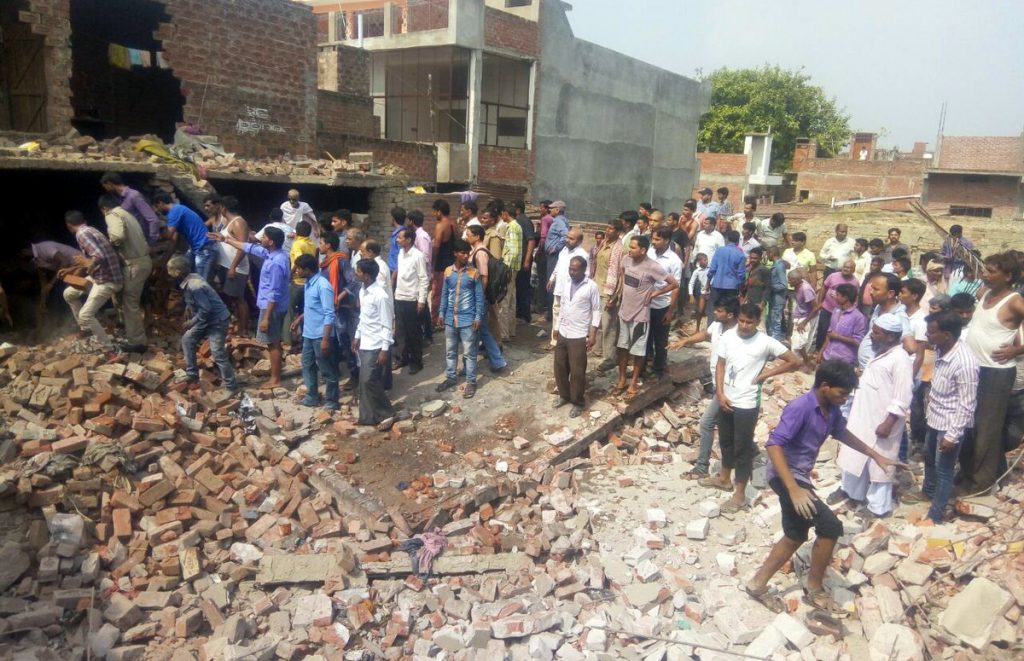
[29,174,1024,613]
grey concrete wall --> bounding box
[533,0,709,220]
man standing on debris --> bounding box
[961,253,1024,495]
[513,200,537,325]
[819,283,867,366]
[645,227,684,380]
[612,236,678,397]
[101,172,162,245]
[547,227,589,346]
[498,203,523,341]
[431,199,457,329]
[595,219,624,369]
[673,298,739,480]
[290,254,339,412]
[553,256,600,417]
[745,360,901,615]
[833,313,913,519]
[154,194,217,281]
[941,224,975,281]
[818,224,855,279]
[701,303,800,512]
[167,255,237,391]
[705,229,745,325]
[99,194,152,353]
[352,259,396,426]
[281,189,318,241]
[437,240,486,399]
[903,311,978,523]
[543,201,569,322]
[319,231,359,384]
[59,211,123,357]
[466,225,508,372]
[211,226,290,389]
[206,195,251,337]
[393,228,429,375]
[387,207,406,282]
[755,212,790,250]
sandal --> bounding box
[721,499,749,514]
[610,383,628,396]
[806,610,846,637]
[697,476,733,492]
[743,584,786,614]
[802,588,849,619]
[681,469,710,480]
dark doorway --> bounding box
[69,0,184,141]
[0,1,48,132]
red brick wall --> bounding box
[484,7,539,57]
[926,174,1021,214]
[795,158,928,209]
[317,90,376,138]
[158,0,318,157]
[478,145,531,188]
[697,152,748,177]
[318,45,369,97]
[21,0,318,157]
[319,133,437,182]
[406,0,449,32]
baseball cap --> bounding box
[698,187,713,195]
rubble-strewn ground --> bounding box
[2,303,1023,661]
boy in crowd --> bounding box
[167,256,237,391]
[745,360,902,614]
[687,253,709,332]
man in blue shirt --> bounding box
[166,255,237,391]
[290,254,339,411]
[154,193,216,281]
[706,229,746,324]
[437,240,487,399]
[543,201,569,322]
[213,225,290,388]
[387,207,405,280]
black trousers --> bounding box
[543,254,557,319]
[645,306,670,375]
[516,268,532,322]
[719,406,759,483]
[394,300,423,369]
[554,335,588,405]
[960,366,1015,491]
[815,308,832,351]
[909,381,930,451]
[357,349,395,425]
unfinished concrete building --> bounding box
[302,0,710,218]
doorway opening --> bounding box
[0,1,48,132]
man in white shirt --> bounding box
[553,256,601,418]
[819,224,855,278]
[352,258,395,427]
[756,213,790,250]
[257,208,296,255]
[546,227,588,344]
[739,221,761,256]
[281,189,318,240]
[701,303,800,512]
[692,217,725,266]
[393,228,429,375]
[646,227,683,379]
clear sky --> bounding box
[565,0,1024,150]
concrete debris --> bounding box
[0,331,1021,660]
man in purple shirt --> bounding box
[820,284,867,365]
[744,361,901,614]
[212,225,290,388]
[101,172,162,245]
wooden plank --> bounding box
[362,552,532,577]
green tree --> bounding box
[697,65,850,170]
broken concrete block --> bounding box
[713,606,763,645]
[0,543,30,591]
[89,622,121,658]
[745,624,787,657]
[772,612,814,649]
[698,500,721,518]
[939,577,1013,649]
[645,508,667,527]
[894,560,933,586]
[715,553,736,574]
[292,593,333,629]
[868,623,923,661]
[104,592,142,629]
[685,518,709,540]
[421,400,448,418]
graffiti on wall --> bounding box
[235,105,286,136]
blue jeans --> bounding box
[695,394,721,473]
[445,325,478,385]
[189,243,217,282]
[768,291,787,341]
[479,316,507,369]
[923,426,959,522]
[182,319,236,389]
[302,336,339,406]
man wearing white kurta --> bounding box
[836,313,913,517]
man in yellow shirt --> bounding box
[287,220,317,352]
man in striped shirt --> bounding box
[60,211,123,356]
[903,311,979,523]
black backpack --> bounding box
[478,248,511,305]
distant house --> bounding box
[924,135,1024,218]
[696,133,784,204]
